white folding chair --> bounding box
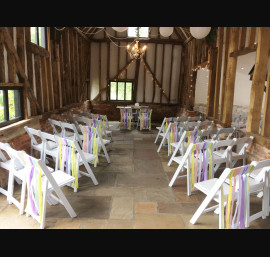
[24,126,43,159]
[169,141,215,196]
[79,123,111,164]
[0,142,12,198]
[154,117,179,144]
[55,136,99,192]
[137,108,152,131]
[197,120,214,130]
[229,136,254,168]
[59,121,83,147]
[197,128,219,142]
[19,151,77,229]
[4,143,54,215]
[39,131,58,165]
[212,139,235,173]
[189,159,270,229]
[216,127,236,140]
[119,107,132,130]
[48,118,64,137]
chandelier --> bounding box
[126,27,147,59]
[127,40,147,59]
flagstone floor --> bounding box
[0,122,270,229]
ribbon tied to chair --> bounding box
[26,156,44,223]
[190,141,213,191]
[169,122,185,155]
[140,108,152,130]
[58,138,78,189]
[120,108,131,130]
[81,125,99,164]
[88,118,103,137]
[224,164,254,229]
[93,114,106,128]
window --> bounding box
[128,27,149,38]
[110,81,133,101]
[0,88,23,127]
[30,27,46,48]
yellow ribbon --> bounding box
[191,144,196,190]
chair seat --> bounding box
[14,165,54,181]
[98,138,110,145]
[46,141,58,150]
[45,170,75,191]
[78,152,97,163]
[194,178,231,202]
[172,156,187,166]
[171,142,178,148]
[45,147,58,157]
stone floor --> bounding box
[0,122,270,229]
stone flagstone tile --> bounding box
[103,163,134,173]
[134,159,163,173]
[158,202,187,214]
[0,216,40,229]
[135,213,185,229]
[146,188,176,202]
[94,186,134,197]
[116,173,169,188]
[134,149,160,160]
[180,213,219,229]
[81,219,108,229]
[53,218,82,229]
[105,219,134,229]
[109,197,134,220]
[135,202,157,214]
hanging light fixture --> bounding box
[127,27,147,59]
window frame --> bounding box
[109,80,134,102]
[127,27,149,39]
[30,27,47,49]
[0,87,24,128]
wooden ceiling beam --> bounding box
[73,27,89,41]
[89,37,183,45]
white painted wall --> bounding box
[89,38,183,104]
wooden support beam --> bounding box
[25,27,37,116]
[213,27,224,119]
[1,27,42,114]
[41,56,49,112]
[160,44,165,103]
[206,47,218,117]
[248,27,257,47]
[221,27,240,126]
[168,44,174,102]
[261,62,270,137]
[26,41,49,57]
[246,27,270,134]
[152,43,157,103]
[0,30,6,82]
[133,59,140,102]
[238,27,247,50]
[220,27,230,122]
[230,44,257,57]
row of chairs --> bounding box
[154,115,270,229]
[0,142,77,229]
[0,110,114,228]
